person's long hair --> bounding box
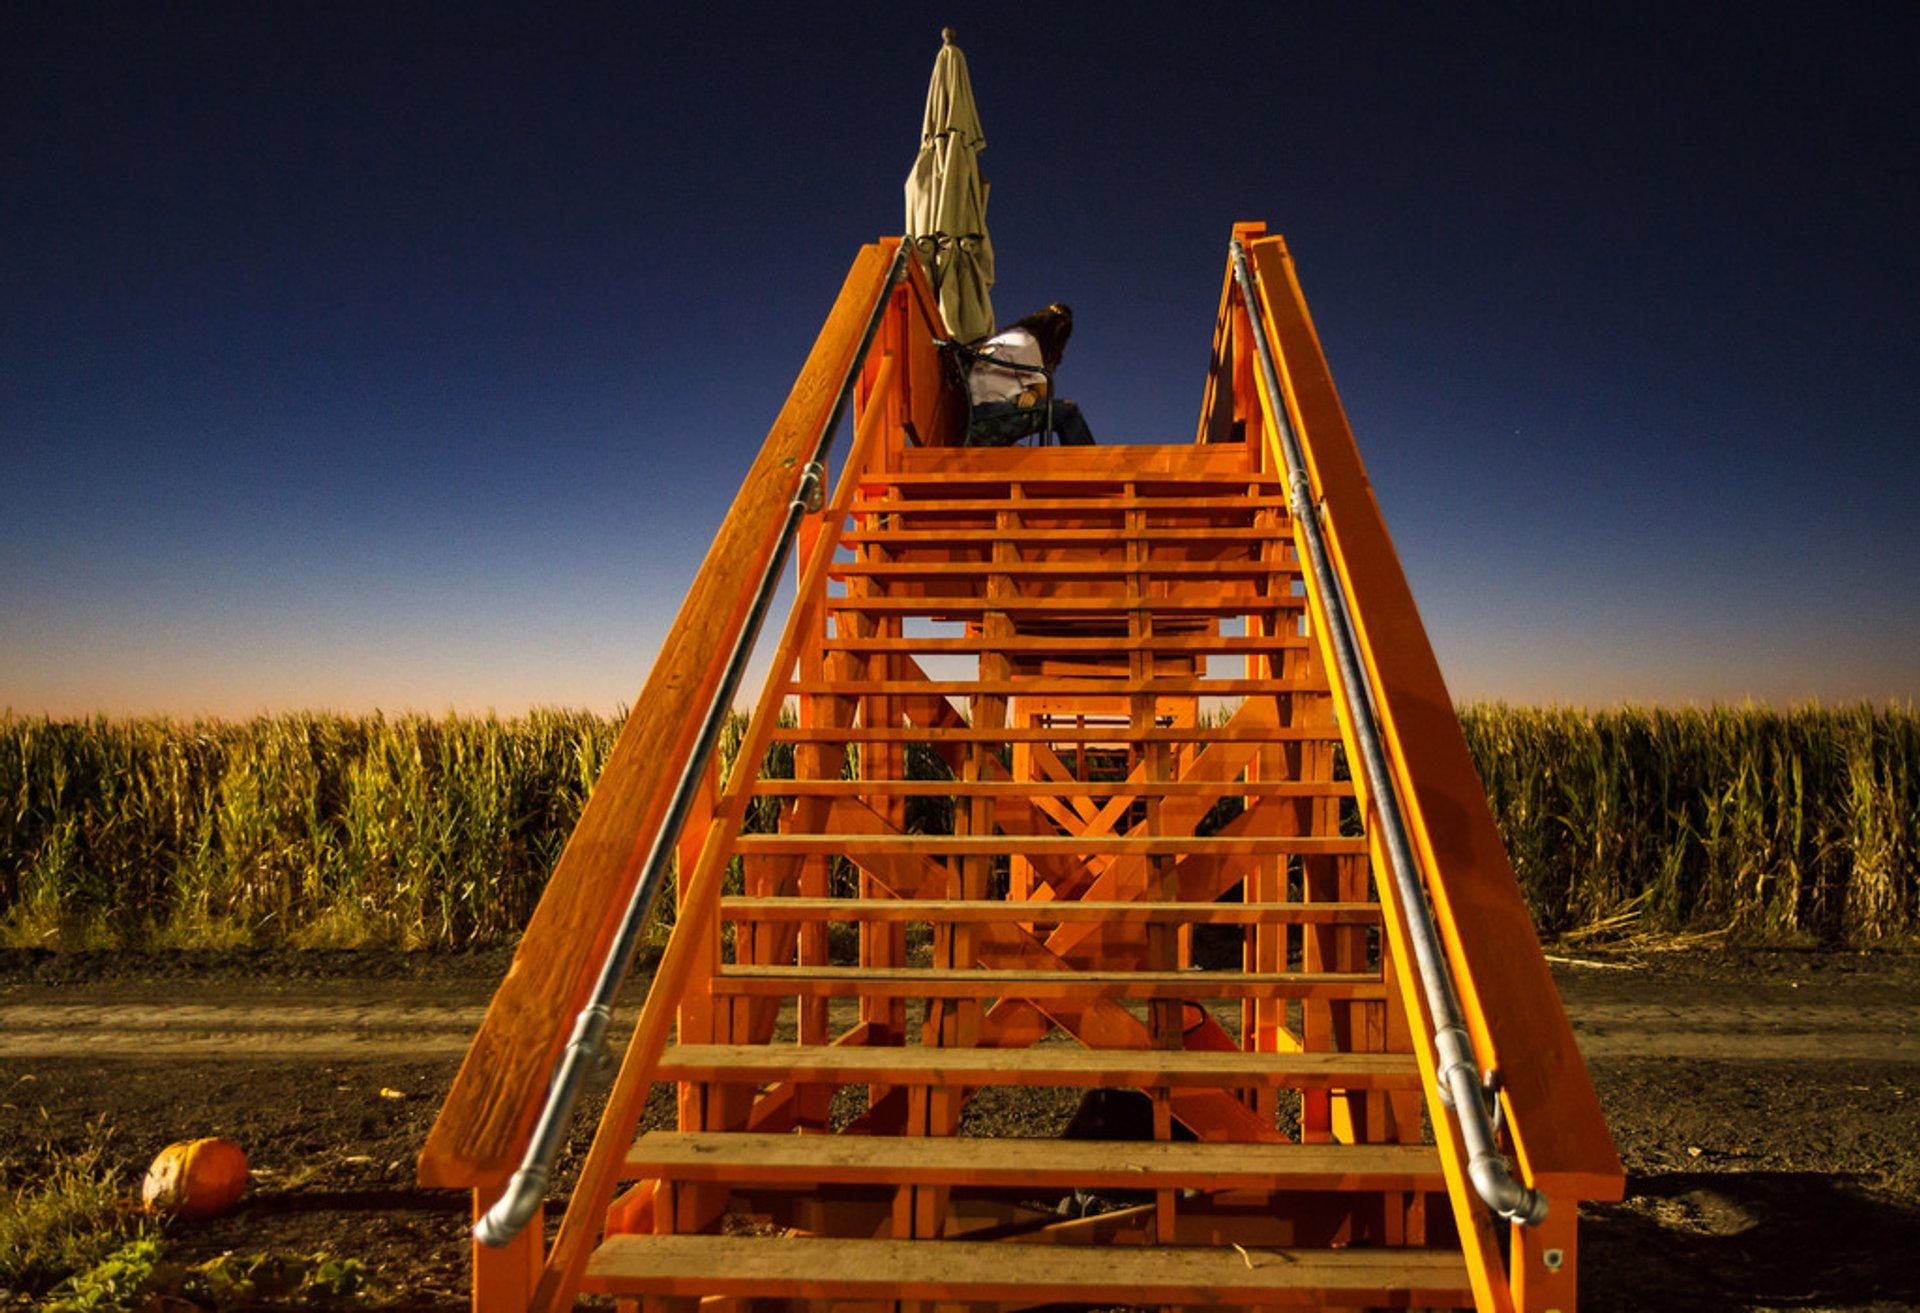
[1003,303,1073,370]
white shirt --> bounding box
[966,328,1045,406]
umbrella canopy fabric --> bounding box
[904,29,995,344]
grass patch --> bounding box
[43,1235,163,1312]
[39,1242,375,1312]
[0,1117,148,1298]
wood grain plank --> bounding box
[822,634,1309,654]
[766,726,1339,745]
[745,779,1356,799]
[718,897,1381,925]
[582,1234,1472,1306]
[733,834,1365,857]
[826,592,1303,614]
[849,495,1292,514]
[625,1131,1442,1191]
[1250,236,1622,1197]
[417,241,900,1190]
[708,966,1387,1001]
[657,1042,1421,1089]
[783,677,1324,695]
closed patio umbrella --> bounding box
[904,28,995,343]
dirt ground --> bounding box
[2,945,1917,1311]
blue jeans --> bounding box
[968,398,1095,446]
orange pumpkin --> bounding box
[142,1137,249,1217]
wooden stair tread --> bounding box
[831,559,1296,577]
[733,834,1366,856]
[720,897,1382,925]
[849,494,1293,514]
[861,469,1282,489]
[827,590,1302,609]
[626,1131,1444,1190]
[888,444,1266,481]
[582,1233,1471,1305]
[823,634,1309,653]
[769,724,1341,744]
[782,677,1327,696]
[839,526,1293,544]
[767,726,1343,744]
[661,1042,1420,1089]
[709,966,1388,1001]
[748,779,1356,798]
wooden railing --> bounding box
[418,237,913,1306]
[524,346,904,1311]
[423,221,1621,1312]
[1216,222,1623,1310]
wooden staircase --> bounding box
[572,447,1467,1306]
[420,227,1623,1313]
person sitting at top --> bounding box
[964,302,1095,446]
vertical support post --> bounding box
[855,484,907,1115]
[1511,1197,1579,1312]
[676,758,717,1134]
[1291,512,1336,1151]
[1246,491,1286,1134]
[471,1184,542,1313]
[793,517,836,1130]
[1230,221,1270,478]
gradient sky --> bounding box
[5,3,1917,718]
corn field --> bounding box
[1461,702,1918,943]
[0,711,620,950]
[1,704,1914,950]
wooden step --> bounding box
[626,1131,1443,1192]
[708,966,1388,1002]
[720,897,1382,926]
[767,725,1342,745]
[783,676,1327,696]
[839,526,1293,545]
[824,634,1310,655]
[747,780,1355,799]
[849,495,1293,515]
[859,467,1282,489]
[831,559,1297,579]
[582,1233,1472,1307]
[731,835,1367,858]
[886,444,1266,483]
[659,1042,1422,1091]
[826,592,1304,616]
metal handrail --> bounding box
[473,238,912,1248]
[1228,238,1547,1226]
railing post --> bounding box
[470,1182,541,1313]
[1511,1193,1580,1312]
[524,353,905,1313]
[420,239,909,1209]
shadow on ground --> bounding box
[1584,1170,1920,1311]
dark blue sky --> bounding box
[5,3,1917,716]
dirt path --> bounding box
[5,961,1915,1063]
[4,993,1916,1062]
[3,947,1918,1311]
